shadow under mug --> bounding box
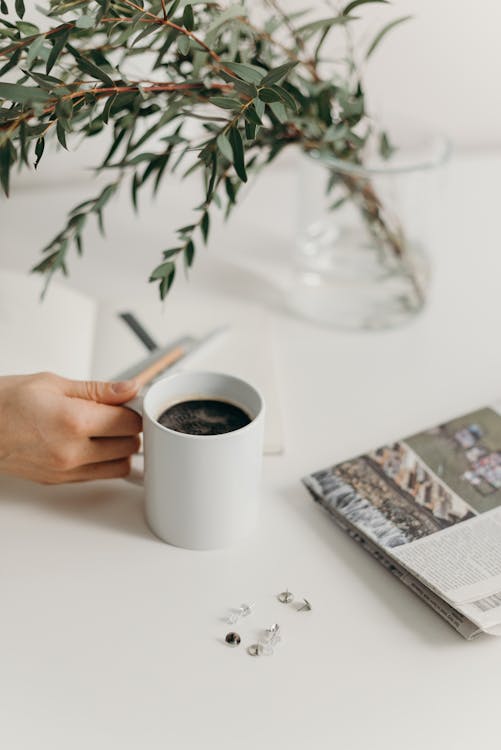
[126,371,265,550]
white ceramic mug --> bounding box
[127,371,265,550]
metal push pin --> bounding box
[247,643,264,657]
[277,589,294,604]
[260,623,282,655]
[297,598,312,612]
[246,624,282,657]
[226,602,254,625]
[225,632,241,647]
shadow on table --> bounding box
[281,479,487,648]
[0,476,156,542]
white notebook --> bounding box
[0,269,283,454]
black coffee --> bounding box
[157,399,251,436]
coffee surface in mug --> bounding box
[157,398,251,436]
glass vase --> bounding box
[290,132,450,330]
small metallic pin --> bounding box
[247,643,264,657]
[297,598,312,612]
[277,590,294,604]
[226,602,254,625]
[261,623,281,655]
[225,632,241,647]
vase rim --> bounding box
[308,132,452,177]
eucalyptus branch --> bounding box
[0,0,415,300]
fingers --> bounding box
[41,458,133,484]
[63,377,140,405]
[82,435,141,465]
[70,458,133,482]
[66,399,142,437]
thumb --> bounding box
[64,377,139,405]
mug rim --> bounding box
[142,370,265,441]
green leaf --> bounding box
[225,75,256,98]
[185,239,195,267]
[102,128,126,165]
[297,15,352,35]
[0,47,21,76]
[94,183,116,211]
[34,136,44,169]
[162,247,182,259]
[272,85,298,111]
[210,96,241,110]
[254,98,265,119]
[243,104,262,125]
[159,266,176,299]
[75,232,83,256]
[177,34,190,55]
[75,15,95,29]
[269,101,287,123]
[166,0,181,18]
[200,210,209,243]
[222,61,267,84]
[258,87,282,103]
[56,120,67,149]
[228,126,246,182]
[26,36,45,68]
[205,4,245,34]
[182,4,194,31]
[75,56,114,86]
[379,131,395,159]
[225,176,236,204]
[15,0,24,18]
[261,61,298,87]
[102,93,116,124]
[177,223,196,235]
[0,142,10,196]
[132,22,159,46]
[244,120,255,140]
[25,70,63,90]
[16,21,39,34]
[343,0,388,14]
[216,132,233,160]
[149,260,176,300]
[206,152,217,199]
[46,27,70,74]
[366,16,412,58]
[0,82,49,103]
[131,171,140,211]
[0,1,8,15]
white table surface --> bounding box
[1,149,501,750]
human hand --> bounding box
[0,372,142,484]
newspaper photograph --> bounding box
[304,404,501,637]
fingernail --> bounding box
[111,379,137,394]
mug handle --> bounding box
[124,394,145,486]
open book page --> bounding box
[304,403,501,635]
[0,269,97,379]
[91,290,283,454]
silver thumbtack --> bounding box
[247,643,264,657]
[225,632,241,647]
[298,598,312,612]
[260,623,281,655]
[226,602,254,625]
[277,589,294,604]
[247,624,282,657]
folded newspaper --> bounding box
[303,404,501,640]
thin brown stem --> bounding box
[0,81,231,138]
[0,22,74,58]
